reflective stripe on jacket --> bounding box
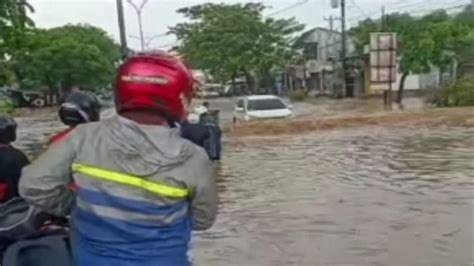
[20,116,218,266]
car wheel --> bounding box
[31,98,45,107]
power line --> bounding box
[316,2,470,51]
[347,0,436,22]
[151,42,179,49]
[166,0,311,49]
[407,3,469,16]
[347,0,463,23]
[348,0,370,18]
[267,0,310,17]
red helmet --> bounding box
[115,51,194,121]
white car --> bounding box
[233,95,293,123]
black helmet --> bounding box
[59,91,101,127]
[0,116,17,144]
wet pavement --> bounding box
[13,98,474,266]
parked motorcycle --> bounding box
[0,198,71,266]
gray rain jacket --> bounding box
[19,115,218,266]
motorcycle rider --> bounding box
[0,116,29,203]
[193,101,209,118]
[19,51,218,266]
[49,90,101,144]
[180,113,209,148]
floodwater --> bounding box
[14,101,474,266]
[193,127,474,266]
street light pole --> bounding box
[126,0,149,51]
[129,33,167,50]
[116,0,128,59]
[145,34,167,49]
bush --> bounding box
[433,78,474,107]
[289,89,307,102]
[0,97,14,114]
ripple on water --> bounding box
[15,111,473,266]
[193,127,474,266]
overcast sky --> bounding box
[28,0,469,50]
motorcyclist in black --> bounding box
[49,90,101,145]
[180,113,209,148]
[0,116,29,203]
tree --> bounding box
[454,5,474,28]
[0,0,35,86]
[453,6,474,77]
[397,14,468,102]
[251,17,304,92]
[18,25,120,103]
[170,3,303,93]
[171,3,265,86]
[350,10,470,103]
[0,0,35,51]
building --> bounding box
[289,27,356,96]
[286,27,463,98]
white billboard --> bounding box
[370,33,397,87]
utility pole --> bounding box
[127,0,149,51]
[340,0,347,97]
[381,5,387,106]
[381,6,385,30]
[324,16,340,31]
[324,16,339,31]
[116,0,128,59]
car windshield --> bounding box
[247,99,286,111]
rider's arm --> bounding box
[188,148,218,231]
[19,132,78,216]
[10,148,30,197]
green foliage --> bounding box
[1,1,120,101]
[0,0,35,86]
[350,7,474,102]
[170,3,304,88]
[0,0,35,52]
[0,65,15,85]
[433,78,474,107]
[453,6,474,75]
[454,5,474,28]
[0,97,14,114]
[288,89,307,102]
[19,24,120,90]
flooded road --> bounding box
[13,101,473,266]
[193,127,473,266]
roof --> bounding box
[293,27,341,48]
[246,95,281,100]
